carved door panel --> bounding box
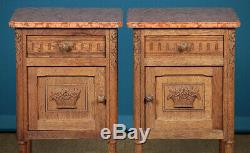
[28,67,106,131]
[145,67,223,135]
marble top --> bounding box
[9,8,123,28]
[127,8,240,28]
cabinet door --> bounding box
[145,67,223,138]
[28,67,106,131]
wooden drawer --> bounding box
[145,35,223,57]
[145,67,223,138]
[142,29,224,58]
[26,29,108,58]
[28,67,106,131]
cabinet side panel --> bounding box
[16,29,24,142]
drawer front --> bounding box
[28,67,106,131]
[145,67,222,135]
[145,35,223,57]
[26,30,107,58]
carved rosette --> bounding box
[50,88,81,109]
[15,31,22,66]
[167,87,201,108]
[110,29,117,70]
[134,30,141,70]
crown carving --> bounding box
[167,87,200,108]
[50,88,81,109]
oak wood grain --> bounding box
[133,29,143,153]
[132,27,238,153]
[145,67,222,137]
[13,12,120,152]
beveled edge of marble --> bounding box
[127,21,240,28]
[9,21,123,28]
[127,8,241,28]
[9,8,123,28]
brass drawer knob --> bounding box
[58,42,73,52]
[177,42,189,52]
[97,95,106,104]
[145,96,153,103]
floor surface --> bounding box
[0,133,249,153]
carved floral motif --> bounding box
[110,30,117,70]
[134,30,141,70]
[110,51,117,69]
[133,30,141,54]
[50,88,81,109]
[228,30,236,65]
[167,87,201,108]
[15,31,22,66]
[110,30,117,42]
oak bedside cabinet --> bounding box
[9,8,122,153]
[127,8,240,153]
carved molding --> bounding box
[133,30,141,54]
[110,30,117,42]
[110,30,117,70]
[110,51,117,70]
[15,31,22,66]
[50,88,81,109]
[134,30,141,71]
[134,54,140,71]
[167,87,201,108]
[228,30,235,66]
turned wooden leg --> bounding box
[219,140,234,153]
[108,140,116,153]
[18,141,32,153]
[135,142,142,153]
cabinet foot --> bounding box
[108,140,116,153]
[135,143,142,153]
[18,141,32,153]
[220,140,234,153]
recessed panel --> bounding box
[156,75,212,122]
[38,76,94,121]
